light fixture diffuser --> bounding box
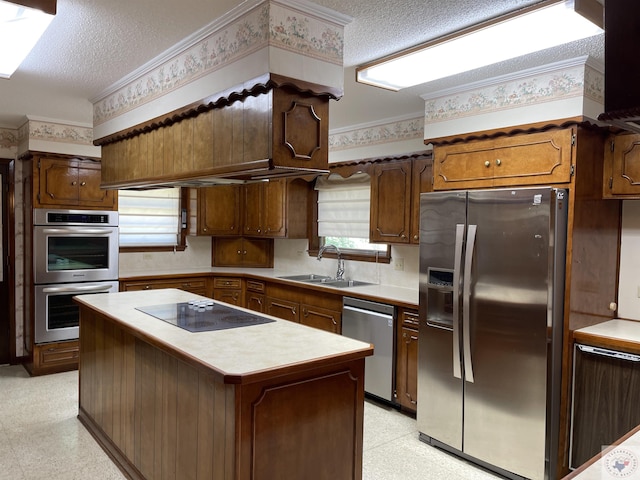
[356,0,603,91]
[0,0,56,79]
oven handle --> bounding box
[41,227,116,235]
[42,284,116,294]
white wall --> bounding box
[618,201,640,320]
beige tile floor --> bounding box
[0,364,501,479]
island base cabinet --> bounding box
[78,305,366,480]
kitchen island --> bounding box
[74,289,373,480]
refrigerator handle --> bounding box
[452,224,464,379]
[463,224,477,383]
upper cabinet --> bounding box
[432,128,575,190]
[97,75,338,188]
[603,133,640,198]
[369,155,433,244]
[195,178,309,238]
[32,155,117,210]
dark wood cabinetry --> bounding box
[120,275,209,297]
[33,155,117,210]
[369,155,432,244]
[396,308,419,412]
[432,128,574,190]
[245,279,266,313]
[603,132,640,197]
[212,277,242,306]
[197,184,242,235]
[28,340,79,376]
[211,237,274,267]
[570,343,640,468]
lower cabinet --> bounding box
[27,340,79,376]
[212,277,242,306]
[245,279,266,313]
[265,282,342,334]
[120,275,208,296]
[396,308,419,412]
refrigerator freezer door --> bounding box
[463,187,556,480]
[417,191,466,450]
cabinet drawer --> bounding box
[300,304,341,334]
[38,341,79,367]
[266,297,299,322]
[400,309,420,328]
[246,279,266,293]
[213,277,242,289]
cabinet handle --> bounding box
[80,181,86,186]
[303,307,338,326]
[71,181,77,186]
[271,301,296,315]
[400,234,406,239]
[413,234,419,241]
[144,285,151,290]
[495,159,502,166]
[203,227,208,231]
[237,250,242,255]
[243,250,247,255]
[484,161,490,167]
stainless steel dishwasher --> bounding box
[342,297,395,402]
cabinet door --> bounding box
[410,157,433,244]
[396,308,419,412]
[198,185,241,235]
[76,161,117,208]
[433,140,495,190]
[213,289,242,306]
[370,159,412,243]
[37,157,79,206]
[606,133,640,196]
[262,179,287,237]
[212,238,273,267]
[266,297,299,322]
[300,304,341,333]
[243,182,264,235]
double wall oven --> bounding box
[33,209,119,344]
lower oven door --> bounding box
[35,281,119,343]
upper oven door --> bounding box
[34,224,119,284]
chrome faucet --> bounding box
[317,244,345,280]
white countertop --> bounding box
[75,288,373,382]
[119,267,420,308]
[574,319,640,343]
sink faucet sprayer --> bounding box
[317,244,345,280]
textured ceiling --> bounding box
[0,0,604,131]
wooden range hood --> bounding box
[94,74,341,189]
[597,1,640,133]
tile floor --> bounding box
[0,364,502,480]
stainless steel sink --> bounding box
[277,274,332,282]
[278,274,374,288]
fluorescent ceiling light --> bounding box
[356,0,603,91]
[0,0,56,79]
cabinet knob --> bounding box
[243,250,247,255]
[80,181,86,186]
[237,250,242,255]
[413,234,419,240]
[484,161,490,167]
[71,181,77,186]
[495,159,502,166]
[400,234,406,239]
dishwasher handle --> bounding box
[343,304,393,321]
[577,344,640,362]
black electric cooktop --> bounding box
[136,300,275,332]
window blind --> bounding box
[118,188,180,247]
[315,173,370,239]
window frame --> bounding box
[118,188,189,253]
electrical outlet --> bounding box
[394,257,404,271]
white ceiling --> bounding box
[0,0,604,131]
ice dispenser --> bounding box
[426,268,454,328]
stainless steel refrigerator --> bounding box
[417,187,567,480]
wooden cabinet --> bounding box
[370,155,432,244]
[212,277,242,306]
[25,340,79,376]
[211,237,274,267]
[245,279,266,313]
[197,184,242,235]
[432,128,575,190]
[120,275,208,296]
[33,155,117,209]
[265,281,342,333]
[570,342,640,468]
[300,304,341,334]
[603,132,640,197]
[396,308,419,412]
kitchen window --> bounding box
[118,188,187,252]
[311,173,390,263]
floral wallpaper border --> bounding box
[0,128,18,150]
[424,59,604,124]
[93,0,346,127]
[18,120,94,146]
[329,116,424,151]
